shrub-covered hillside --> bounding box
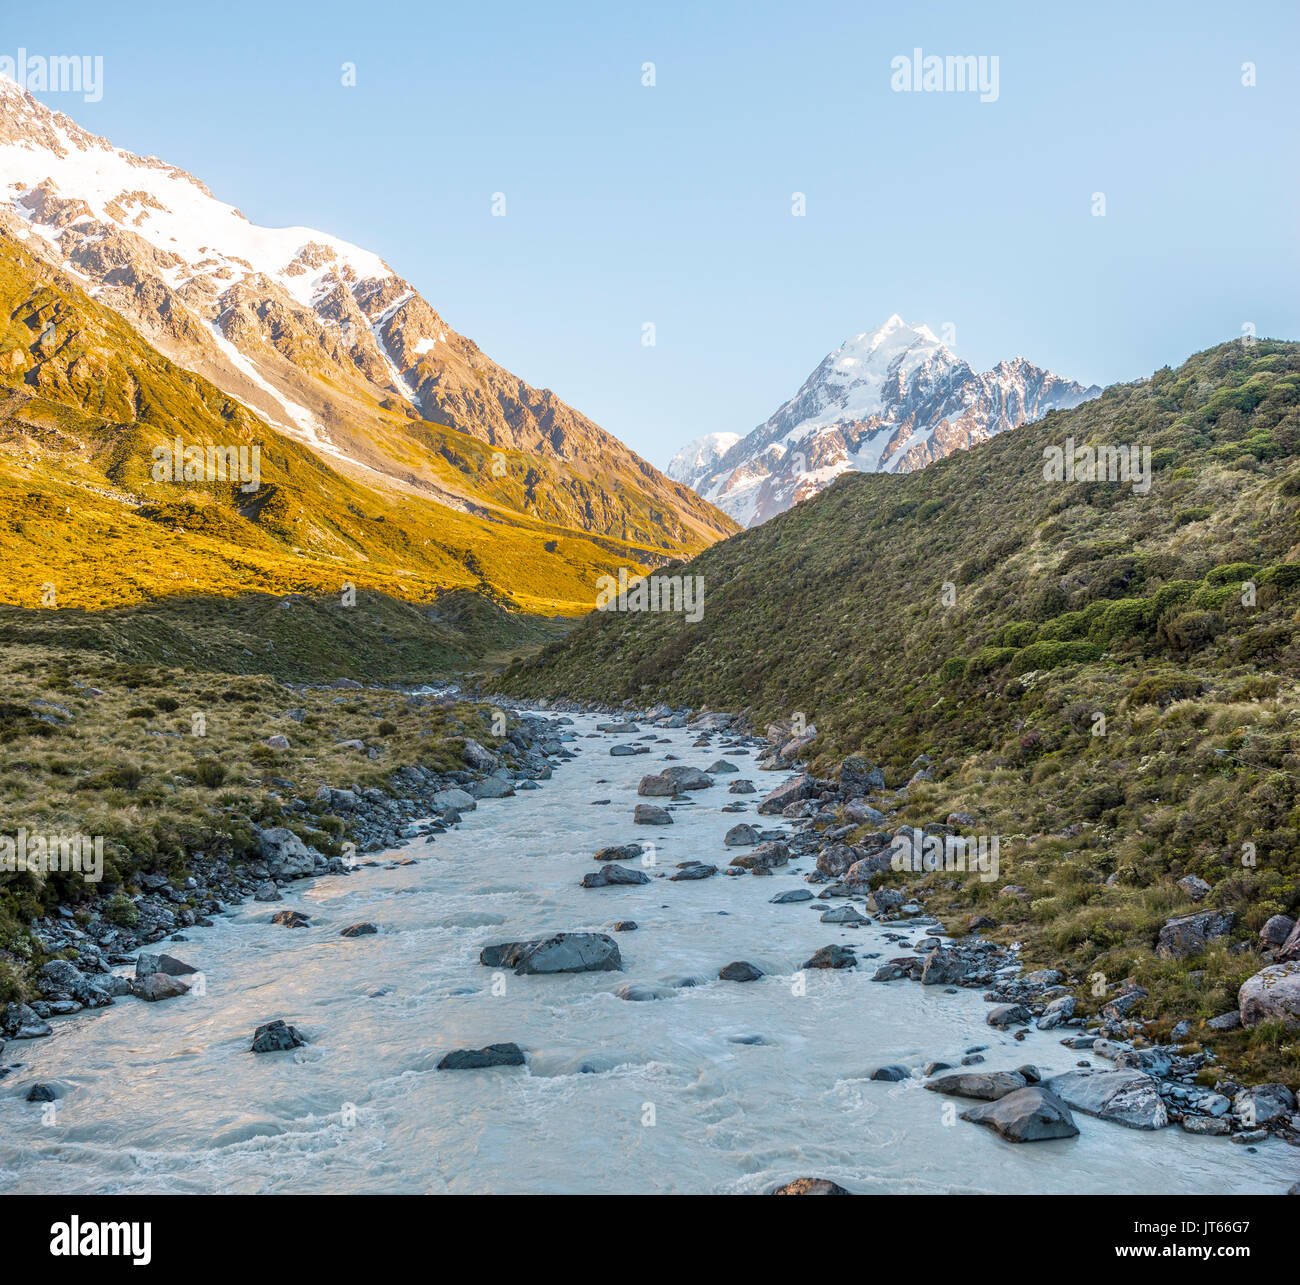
[500,339,1300,1082]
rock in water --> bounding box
[719,961,764,982]
[870,1065,910,1081]
[925,1071,1029,1100]
[271,910,311,929]
[757,773,814,815]
[582,865,651,888]
[250,1020,306,1053]
[772,1178,850,1195]
[669,863,717,881]
[437,1043,526,1070]
[634,804,673,825]
[960,1087,1079,1142]
[134,953,198,979]
[1046,1069,1169,1129]
[134,973,193,1002]
[340,922,379,937]
[803,945,856,970]
[482,933,624,975]
[724,823,760,847]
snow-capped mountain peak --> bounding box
[675,317,1100,527]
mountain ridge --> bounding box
[677,315,1100,526]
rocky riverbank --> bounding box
[0,681,572,1055]
[476,698,1300,1177]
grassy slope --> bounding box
[0,233,728,636]
[500,339,1300,1083]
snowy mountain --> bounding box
[0,75,734,550]
[675,316,1100,527]
[665,432,741,484]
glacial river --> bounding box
[0,715,1294,1194]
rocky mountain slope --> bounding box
[0,75,735,556]
[677,316,1099,526]
[501,338,1300,1082]
[0,231,694,656]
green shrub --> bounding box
[103,894,139,927]
[938,657,967,682]
[193,760,227,788]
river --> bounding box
[0,714,1292,1193]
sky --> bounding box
[7,0,1300,467]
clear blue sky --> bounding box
[11,0,1300,466]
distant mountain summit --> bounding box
[674,315,1100,526]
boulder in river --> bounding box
[250,1020,306,1053]
[593,843,645,863]
[3,1003,52,1039]
[660,766,714,791]
[803,945,856,970]
[870,1064,910,1081]
[480,933,624,975]
[770,889,813,904]
[926,1070,1029,1100]
[772,1178,850,1195]
[821,905,867,925]
[340,922,379,937]
[669,862,718,881]
[724,824,760,847]
[719,961,764,982]
[1046,1069,1169,1129]
[135,953,198,979]
[437,1043,526,1070]
[582,864,651,888]
[986,1003,1032,1029]
[133,973,193,1002]
[728,840,788,871]
[960,1087,1079,1142]
[271,910,311,929]
[707,760,739,774]
[637,774,681,797]
[634,804,673,825]
[728,780,756,794]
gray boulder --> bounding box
[1233,1083,1296,1127]
[482,933,624,975]
[250,1019,306,1053]
[1239,961,1300,1027]
[437,1043,525,1070]
[758,773,815,815]
[1155,909,1234,959]
[926,1070,1029,1100]
[961,1087,1079,1142]
[582,864,651,888]
[634,804,673,825]
[719,961,764,982]
[724,824,760,847]
[1047,1069,1169,1129]
[840,756,886,792]
[257,827,316,879]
